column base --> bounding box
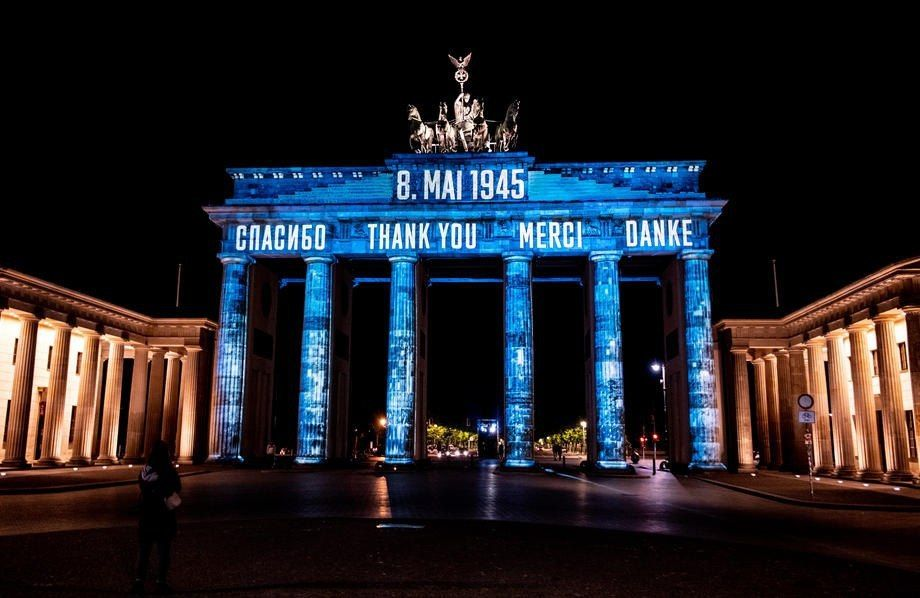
[376,461,416,472]
[689,461,727,472]
[93,457,119,465]
[122,456,146,465]
[582,461,636,476]
[177,456,195,466]
[814,465,835,475]
[501,458,537,469]
[856,469,884,481]
[735,463,757,473]
[832,465,858,478]
[882,470,916,484]
[35,457,64,467]
[65,458,92,467]
[0,459,32,469]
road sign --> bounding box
[799,410,816,423]
[797,394,814,410]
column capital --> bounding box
[788,344,808,354]
[501,252,532,263]
[15,311,40,322]
[165,350,182,360]
[679,249,714,261]
[902,306,920,315]
[218,253,255,265]
[752,357,765,365]
[45,319,73,330]
[763,353,777,362]
[826,328,849,340]
[776,348,790,356]
[183,346,203,354]
[387,254,418,264]
[589,250,623,263]
[729,347,750,358]
[846,319,874,333]
[804,336,826,347]
[303,256,335,265]
[147,346,168,355]
[76,328,101,338]
[873,312,901,324]
[103,335,126,345]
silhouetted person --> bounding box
[132,440,181,594]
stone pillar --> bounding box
[143,349,167,458]
[208,254,253,462]
[122,346,149,464]
[874,313,914,482]
[904,308,920,477]
[384,256,417,465]
[752,357,771,468]
[776,350,796,469]
[161,352,182,452]
[1,314,39,467]
[502,254,535,468]
[681,250,724,470]
[847,321,883,479]
[295,257,334,465]
[37,323,73,466]
[806,338,834,474]
[67,331,101,466]
[95,339,125,464]
[787,347,811,472]
[825,330,857,476]
[764,354,783,469]
[178,348,201,464]
[731,348,755,471]
[590,251,629,470]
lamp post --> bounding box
[579,420,587,456]
[376,417,387,456]
[650,361,668,470]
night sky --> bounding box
[4,37,914,444]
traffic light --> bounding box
[639,436,647,447]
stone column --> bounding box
[590,251,629,470]
[904,308,920,476]
[752,357,771,467]
[1,314,39,467]
[847,321,883,479]
[764,354,783,469]
[208,254,253,462]
[95,339,125,464]
[122,346,149,464]
[178,348,201,464]
[874,313,914,482]
[787,347,811,472]
[67,331,101,466]
[731,348,755,471]
[37,323,73,466]
[502,254,535,469]
[825,330,857,476]
[295,257,334,465]
[161,352,182,451]
[776,350,795,469]
[384,256,417,466]
[681,250,725,470]
[143,349,167,458]
[806,337,834,474]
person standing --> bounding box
[132,440,181,594]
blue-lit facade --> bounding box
[205,153,727,471]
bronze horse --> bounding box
[494,99,520,152]
[408,105,434,153]
[469,99,490,152]
[435,101,457,152]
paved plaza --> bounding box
[1,462,918,595]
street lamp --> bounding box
[579,420,587,456]
[650,361,667,475]
[375,417,387,455]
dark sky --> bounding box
[3,34,915,442]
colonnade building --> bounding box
[0,268,216,466]
[714,257,920,482]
